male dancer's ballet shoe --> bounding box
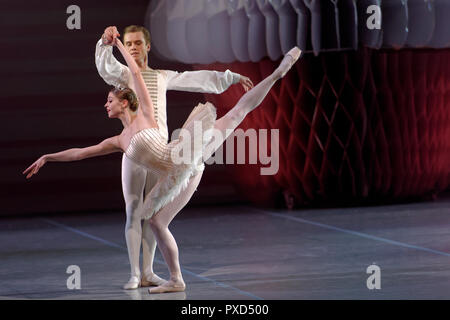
[140,273,166,287]
[148,280,186,294]
[123,276,140,290]
[277,46,302,78]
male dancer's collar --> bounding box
[141,66,154,72]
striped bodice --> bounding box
[125,128,174,176]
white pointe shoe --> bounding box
[278,46,302,78]
[140,273,167,287]
[148,279,186,294]
[123,276,140,290]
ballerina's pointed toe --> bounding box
[278,47,302,78]
[287,47,302,62]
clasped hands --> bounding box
[102,26,120,46]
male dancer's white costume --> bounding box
[95,39,242,289]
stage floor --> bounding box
[1,196,450,300]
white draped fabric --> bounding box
[146,0,450,62]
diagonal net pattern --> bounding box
[194,48,450,208]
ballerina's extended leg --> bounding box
[146,47,301,294]
[207,47,301,155]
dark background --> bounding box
[0,0,242,216]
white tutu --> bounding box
[125,102,217,219]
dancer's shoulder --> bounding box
[156,69,172,77]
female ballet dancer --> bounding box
[23,36,301,293]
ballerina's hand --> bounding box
[102,26,120,45]
[23,155,47,179]
[111,32,121,46]
[239,76,254,92]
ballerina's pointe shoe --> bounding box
[277,46,302,78]
[123,276,140,290]
[140,273,166,287]
[148,280,186,294]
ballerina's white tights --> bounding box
[146,51,299,293]
[120,68,281,288]
[122,155,203,287]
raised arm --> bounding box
[95,27,130,88]
[113,38,156,123]
[165,69,254,93]
[23,136,121,179]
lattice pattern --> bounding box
[194,48,450,208]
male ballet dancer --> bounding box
[95,25,254,289]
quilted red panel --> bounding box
[194,48,450,208]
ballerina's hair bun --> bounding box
[110,87,139,112]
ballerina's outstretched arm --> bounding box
[113,37,157,126]
[23,136,122,179]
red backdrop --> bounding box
[195,48,450,208]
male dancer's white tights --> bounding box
[121,156,157,282]
[147,50,299,292]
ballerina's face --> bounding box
[105,92,126,118]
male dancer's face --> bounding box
[123,31,150,68]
